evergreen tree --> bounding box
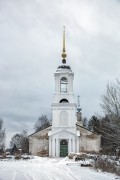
[88,115,100,133]
[83,117,87,128]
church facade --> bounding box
[29,29,101,157]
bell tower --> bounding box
[48,27,80,157]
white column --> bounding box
[77,137,79,153]
[69,139,71,154]
[73,138,75,153]
[52,138,55,157]
[56,139,59,157]
[71,139,73,152]
[68,78,70,93]
[58,77,60,93]
[49,137,52,156]
[55,77,57,93]
[55,139,56,156]
[70,76,73,92]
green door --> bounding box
[60,140,68,157]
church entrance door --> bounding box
[60,139,68,157]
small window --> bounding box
[59,99,69,103]
[60,77,68,93]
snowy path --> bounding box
[0,157,116,180]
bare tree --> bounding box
[99,116,119,153]
[100,79,120,152]
[10,130,29,153]
[34,115,50,133]
[100,79,120,126]
[0,117,5,149]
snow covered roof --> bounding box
[29,123,101,139]
[28,126,52,137]
[76,123,101,137]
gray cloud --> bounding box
[0,0,120,147]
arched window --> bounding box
[59,111,68,126]
[60,77,68,93]
[59,99,69,103]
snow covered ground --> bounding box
[0,156,117,180]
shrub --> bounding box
[94,156,120,176]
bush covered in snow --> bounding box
[68,152,120,176]
[94,156,120,176]
[68,152,95,166]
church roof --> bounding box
[28,123,101,139]
[76,123,101,136]
[28,126,52,137]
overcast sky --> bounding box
[0,0,120,147]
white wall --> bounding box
[29,137,49,155]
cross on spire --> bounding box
[61,26,67,64]
[77,95,82,112]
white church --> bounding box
[29,28,101,157]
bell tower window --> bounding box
[60,77,68,93]
[59,99,69,103]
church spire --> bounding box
[77,95,82,112]
[61,26,67,64]
[78,95,80,107]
